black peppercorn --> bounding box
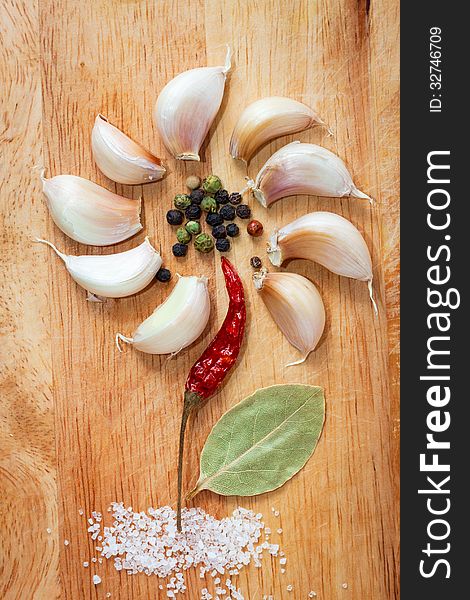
[206,212,224,227]
[215,238,230,252]
[172,243,188,257]
[214,189,230,205]
[229,192,242,205]
[219,204,236,221]
[166,209,184,226]
[212,224,227,239]
[189,189,204,204]
[156,267,172,282]
[226,223,240,237]
[250,256,262,269]
[185,204,202,220]
[236,204,251,219]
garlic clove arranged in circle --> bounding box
[116,275,210,355]
[253,269,325,367]
[35,237,161,299]
[41,171,142,246]
[154,47,231,161]
[267,211,377,312]
[91,114,166,185]
[229,97,326,164]
[246,141,371,207]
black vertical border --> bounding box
[401,2,466,598]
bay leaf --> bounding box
[188,384,325,498]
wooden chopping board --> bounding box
[0,0,400,598]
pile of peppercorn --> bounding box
[166,175,260,257]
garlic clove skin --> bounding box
[41,171,142,246]
[267,211,377,312]
[229,97,326,163]
[35,237,161,298]
[91,114,166,185]
[248,141,371,207]
[253,269,325,367]
[116,275,210,355]
[154,47,231,161]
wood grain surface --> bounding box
[0,1,400,598]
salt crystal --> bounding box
[274,511,280,517]
[277,529,283,534]
[92,575,101,585]
[46,528,52,534]
[286,584,293,592]
[106,594,111,598]
[83,562,89,568]
[78,509,84,516]
[281,568,286,574]
[280,557,287,565]
[342,583,348,589]
[309,592,317,598]
[64,540,70,546]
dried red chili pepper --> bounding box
[176,257,246,530]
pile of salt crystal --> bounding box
[86,503,285,599]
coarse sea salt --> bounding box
[87,503,286,599]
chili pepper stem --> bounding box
[176,390,202,532]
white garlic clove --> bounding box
[40,171,142,246]
[91,114,166,185]
[253,269,325,367]
[267,211,377,312]
[247,141,371,207]
[116,275,210,355]
[154,47,231,161]
[35,237,161,299]
[229,97,326,163]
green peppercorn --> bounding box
[174,193,191,210]
[194,233,214,253]
[185,220,201,235]
[176,227,191,244]
[202,175,223,194]
[201,195,218,213]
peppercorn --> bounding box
[186,175,201,190]
[185,220,201,235]
[166,209,184,226]
[219,204,236,221]
[189,189,204,204]
[156,267,172,282]
[247,219,263,237]
[229,192,242,205]
[206,212,224,227]
[215,189,230,205]
[212,224,227,239]
[172,243,188,257]
[201,196,218,213]
[226,223,240,238]
[236,204,251,219]
[194,233,214,253]
[250,256,262,269]
[202,175,223,194]
[185,204,202,220]
[176,227,191,244]
[215,238,230,252]
[174,193,191,210]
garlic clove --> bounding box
[267,211,377,312]
[229,97,326,163]
[253,269,325,367]
[40,171,142,246]
[116,275,210,355]
[91,114,166,185]
[247,141,371,207]
[35,237,162,298]
[154,47,231,161]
